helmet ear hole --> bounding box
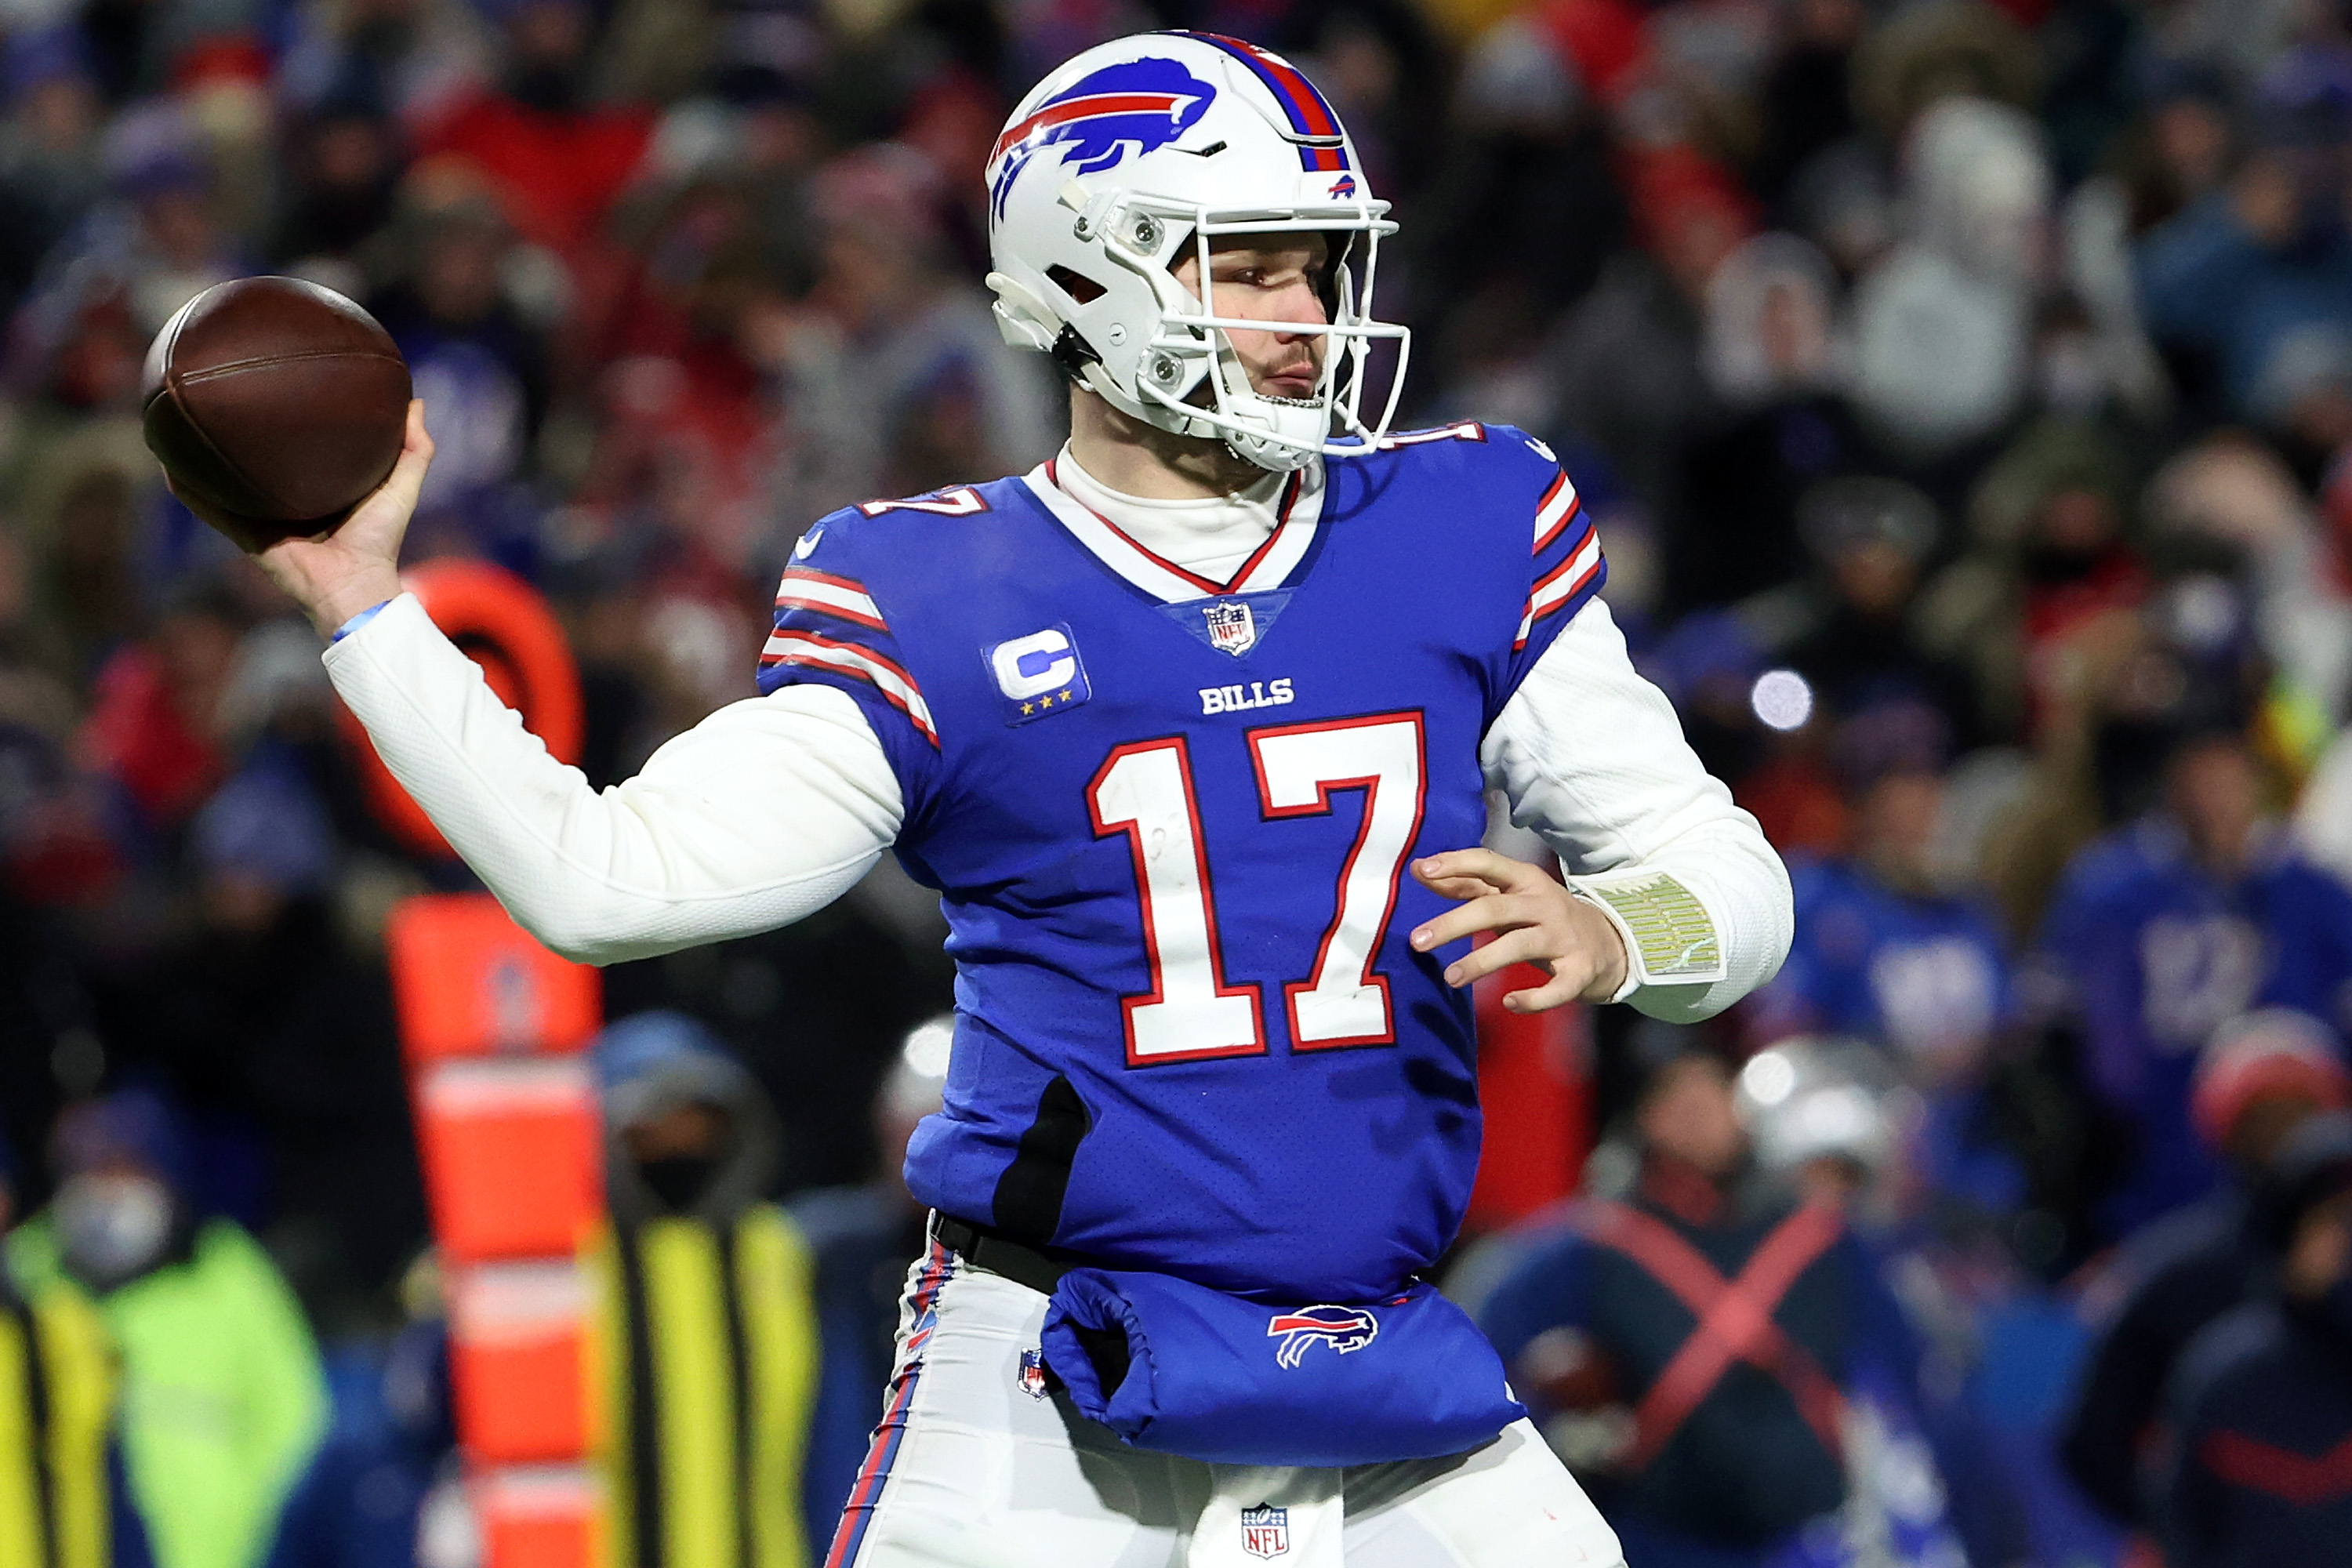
[1046,265,1107,305]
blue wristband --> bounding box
[330,600,394,644]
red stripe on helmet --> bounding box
[989,92,1185,169]
[1183,32,1352,170]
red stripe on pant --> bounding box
[824,1242,956,1568]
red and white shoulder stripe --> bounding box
[1531,472,1586,556]
[758,629,938,746]
[775,567,889,632]
[1515,528,1605,651]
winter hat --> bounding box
[50,1086,191,1196]
[2192,1010,2352,1152]
[2253,1111,2352,1250]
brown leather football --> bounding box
[141,276,412,551]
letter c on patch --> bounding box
[992,628,1076,699]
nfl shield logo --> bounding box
[1240,1504,1289,1559]
[1017,1348,1051,1399]
[1203,598,1257,655]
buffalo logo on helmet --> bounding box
[988,58,1218,217]
[1265,1305,1378,1369]
[1327,174,1357,198]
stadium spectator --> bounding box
[262,1265,456,1568]
[1730,1037,2019,1568]
[1848,95,2050,461]
[0,28,107,322]
[15,101,244,370]
[2144,431,2352,739]
[2139,56,2352,431]
[266,97,404,281]
[1476,1047,1926,1568]
[1915,416,2144,748]
[2158,1111,2352,1566]
[2110,60,2236,240]
[4,1089,326,1568]
[1549,145,1752,532]
[765,140,1058,536]
[1748,0,1869,212]
[2064,1009,2352,1537]
[1749,701,2012,1076]
[0,1130,152,1568]
[408,0,653,260]
[74,576,241,833]
[1410,12,1622,385]
[1744,701,2045,1239]
[1671,230,1859,615]
[2034,728,2352,1240]
[369,188,552,572]
[273,0,495,129]
[76,749,424,1324]
[1773,482,1982,742]
[583,1011,828,1566]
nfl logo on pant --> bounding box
[1017,1347,1051,1399]
[1240,1504,1290,1559]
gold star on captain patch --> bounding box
[1057,688,1073,702]
[1039,694,1054,708]
[1020,702,1034,715]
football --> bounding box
[141,275,412,552]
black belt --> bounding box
[931,1213,1137,1394]
[931,1213,1076,1297]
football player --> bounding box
[216,32,1791,1568]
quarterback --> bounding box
[226,31,1790,1568]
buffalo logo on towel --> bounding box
[1265,1305,1378,1369]
[1240,1504,1290,1558]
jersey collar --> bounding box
[1022,457,1325,604]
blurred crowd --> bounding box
[4,0,2352,1561]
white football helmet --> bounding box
[984,31,1410,471]
[1735,1038,1901,1182]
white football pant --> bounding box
[824,1250,1626,1568]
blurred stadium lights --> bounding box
[1749,669,1815,732]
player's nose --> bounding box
[1271,281,1328,334]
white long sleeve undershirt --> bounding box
[1050,445,1287,583]
[323,460,1788,1019]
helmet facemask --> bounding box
[995,191,1410,473]
[1132,209,1407,471]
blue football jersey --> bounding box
[757,423,1605,1302]
[2038,819,2352,1237]
[1751,855,2015,1058]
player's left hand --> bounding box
[1407,849,1629,1012]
